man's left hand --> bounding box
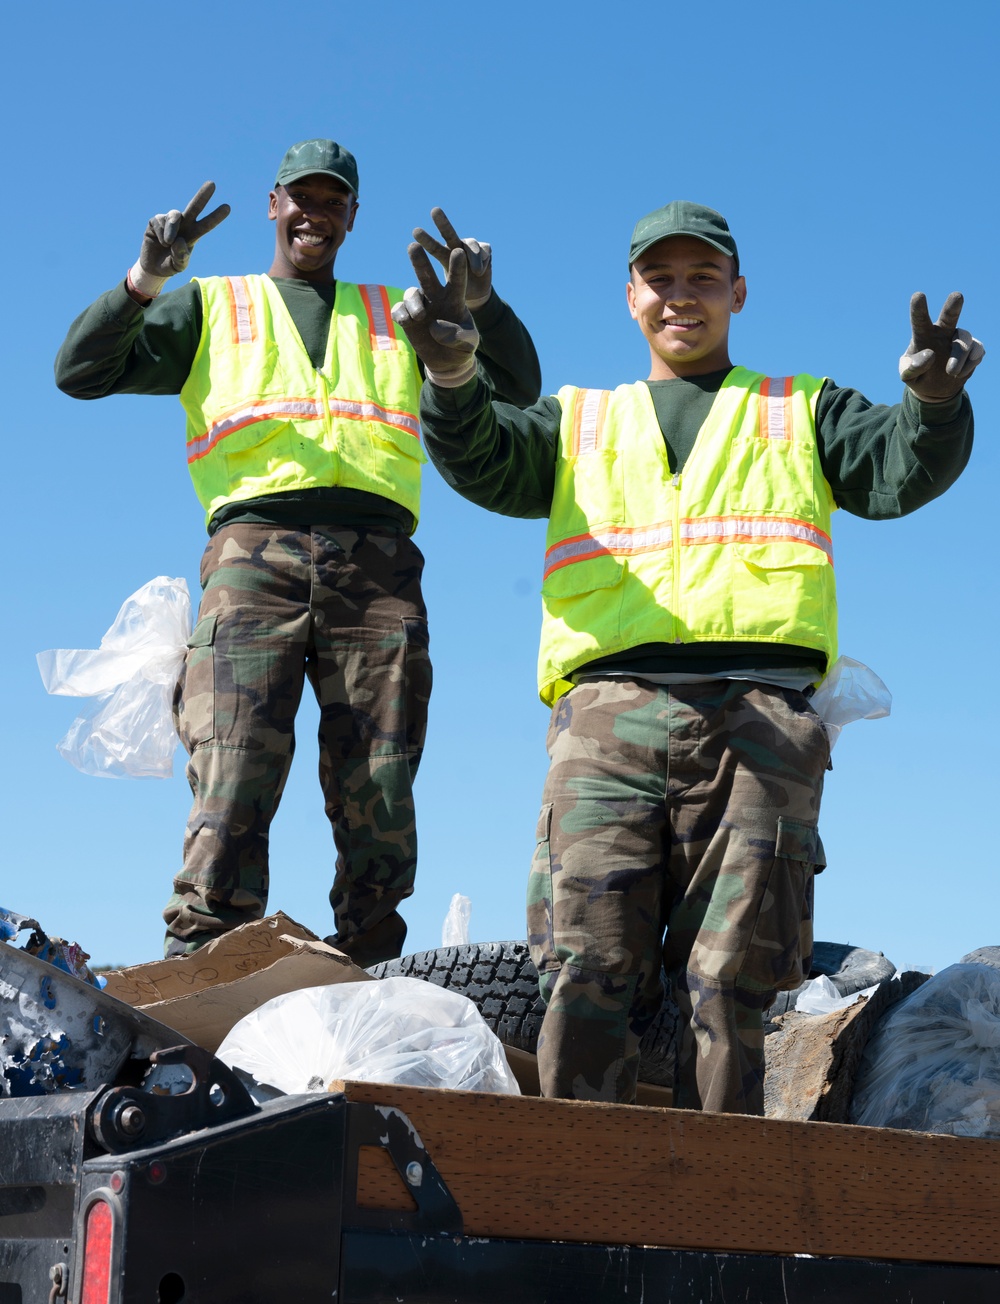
[899,292,985,402]
[412,208,493,310]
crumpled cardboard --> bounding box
[100,912,371,1052]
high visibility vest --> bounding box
[180,275,424,528]
[538,368,836,705]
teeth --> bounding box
[667,317,700,325]
[296,232,325,246]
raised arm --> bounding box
[818,293,983,518]
[55,184,230,399]
[392,241,558,517]
[410,208,542,407]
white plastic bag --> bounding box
[441,893,472,946]
[794,973,880,1016]
[217,977,520,1097]
[849,963,1000,1137]
[810,655,891,749]
[36,576,192,779]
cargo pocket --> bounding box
[401,615,432,758]
[527,802,556,975]
[176,614,217,751]
[739,816,826,995]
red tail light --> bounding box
[81,1199,114,1304]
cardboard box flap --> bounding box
[100,912,371,1053]
[102,911,324,1006]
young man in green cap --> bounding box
[391,201,982,1114]
[55,139,541,965]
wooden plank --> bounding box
[337,1079,1000,1266]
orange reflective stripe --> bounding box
[225,276,258,345]
[544,521,674,578]
[359,284,398,352]
[544,513,833,578]
[187,398,323,462]
[188,395,421,464]
[759,375,793,440]
[680,514,834,560]
[327,397,421,440]
[571,388,610,454]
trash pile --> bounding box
[3,898,999,1135]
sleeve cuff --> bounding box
[469,289,504,332]
[904,388,967,428]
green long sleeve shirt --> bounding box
[55,277,542,535]
[419,368,974,680]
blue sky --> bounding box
[2,0,996,972]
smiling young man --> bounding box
[55,139,541,965]
[393,199,982,1114]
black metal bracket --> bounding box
[342,1101,463,1237]
[89,1044,258,1154]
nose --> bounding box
[666,282,696,308]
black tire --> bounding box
[369,939,897,1090]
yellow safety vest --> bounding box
[180,275,424,528]
[538,368,836,705]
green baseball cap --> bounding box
[275,139,359,196]
[629,201,738,272]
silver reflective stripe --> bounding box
[680,515,833,559]
[761,376,792,440]
[544,523,673,576]
[362,284,395,352]
[576,389,607,454]
[228,277,255,345]
[328,397,421,439]
[188,399,322,461]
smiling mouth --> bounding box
[664,317,702,328]
[294,231,328,247]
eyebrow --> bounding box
[638,258,725,275]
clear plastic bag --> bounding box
[441,892,472,946]
[810,655,891,748]
[36,576,192,779]
[216,977,520,1097]
[849,962,1000,1137]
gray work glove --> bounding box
[391,244,480,387]
[128,181,231,300]
[898,291,985,403]
[411,207,493,310]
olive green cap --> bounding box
[629,201,738,272]
[275,139,359,196]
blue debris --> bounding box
[0,906,105,989]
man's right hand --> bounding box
[391,243,480,387]
[128,181,231,301]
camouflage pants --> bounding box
[527,677,828,1114]
[163,523,432,967]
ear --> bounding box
[268,189,279,221]
[346,199,359,233]
[731,275,747,315]
[626,276,639,321]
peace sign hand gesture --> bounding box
[391,243,480,387]
[898,292,985,403]
[128,182,231,301]
[411,208,493,310]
